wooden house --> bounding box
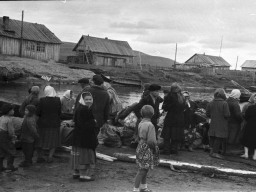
[241,60,256,72]
[71,35,134,67]
[184,53,231,70]
[0,16,62,61]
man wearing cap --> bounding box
[88,75,110,134]
[183,91,198,129]
[74,78,90,111]
[134,84,163,135]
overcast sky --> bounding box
[1,0,256,68]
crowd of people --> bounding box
[0,74,255,191]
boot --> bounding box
[161,139,170,155]
[0,158,6,172]
[240,147,249,159]
[6,156,18,172]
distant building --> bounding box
[184,53,231,70]
[241,60,256,72]
[70,35,134,66]
[0,16,62,61]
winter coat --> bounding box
[73,104,98,149]
[184,100,198,129]
[20,115,39,143]
[161,94,185,141]
[241,104,256,148]
[133,94,163,127]
[37,97,61,130]
[206,98,230,138]
[87,86,110,129]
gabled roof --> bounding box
[73,35,134,57]
[185,54,231,67]
[0,17,62,44]
[241,60,256,68]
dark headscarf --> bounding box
[170,82,184,104]
[214,88,227,100]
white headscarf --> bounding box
[229,89,241,100]
[63,90,72,100]
[78,92,92,106]
[44,85,57,97]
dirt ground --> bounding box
[1,145,256,192]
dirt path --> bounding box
[1,145,256,192]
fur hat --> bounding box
[78,78,89,84]
[92,75,104,85]
[148,84,161,92]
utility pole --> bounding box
[19,10,24,57]
[219,36,223,57]
[173,43,177,69]
[139,51,142,70]
[235,56,238,70]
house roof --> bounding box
[241,60,256,68]
[73,35,134,57]
[185,54,231,67]
[0,17,62,44]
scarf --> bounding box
[78,92,92,106]
[229,89,241,100]
[44,85,57,97]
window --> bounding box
[36,43,45,52]
[26,42,35,51]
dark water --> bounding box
[0,82,214,106]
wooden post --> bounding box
[139,51,142,70]
[173,43,177,69]
[235,56,238,70]
[19,10,24,57]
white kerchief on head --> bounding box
[78,92,92,106]
[44,85,57,97]
[229,89,241,100]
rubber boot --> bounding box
[0,158,5,172]
[6,156,17,171]
[241,147,249,159]
[161,139,170,155]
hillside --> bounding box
[133,50,175,68]
[59,42,175,68]
[59,41,76,62]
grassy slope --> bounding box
[0,55,94,82]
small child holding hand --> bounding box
[19,105,39,167]
[133,105,159,192]
[0,104,17,172]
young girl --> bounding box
[19,105,39,167]
[133,105,159,192]
[72,92,98,181]
[0,104,17,172]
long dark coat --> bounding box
[133,94,163,127]
[206,98,230,138]
[184,100,198,129]
[73,104,98,150]
[37,97,61,148]
[241,104,256,148]
[226,97,243,144]
[161,94,185,141]
[88,86,110,130]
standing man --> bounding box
[74,78,90,110]
[88,75,110,134]
[134,84,163,134]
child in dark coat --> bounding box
[19,105,39,167]
[0,104,17,172]
[71,92,98,182]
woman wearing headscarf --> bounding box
[19,86,40,117]
[226,89,242,147]
[161,83,185,155]
[72,92,98,181]
[240,94,256,160]
[206,88,230,159]
[36,85,61,163]
[60,90,75,120]
[102,82,123,120]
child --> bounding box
[0,104,17,172]
[71,92,98,181]
[133,105,159,192]
[19,105,39,167]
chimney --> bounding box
[105,37,108,40]
[3,16,9,30]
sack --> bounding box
[60,120,74,146]
[103,125,122,148]
[123,112,138,129]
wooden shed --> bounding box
[241,60,256,72]
[71,35,134,67]
[184,53,231,70]
[0,16,62,61]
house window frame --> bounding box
[36,42,46,52]
[26,41,36,51]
